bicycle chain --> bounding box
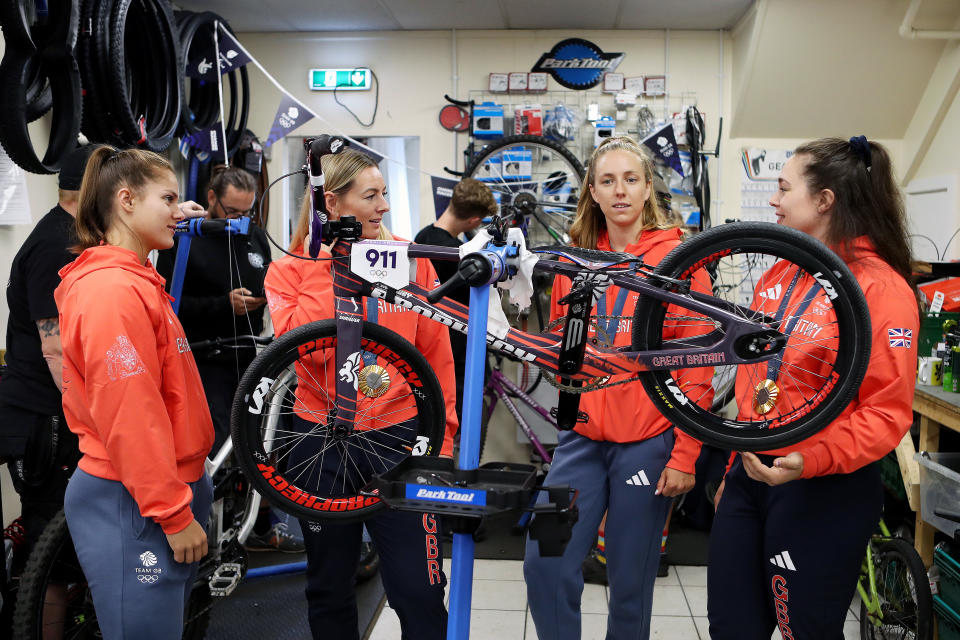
[540,315,643,394]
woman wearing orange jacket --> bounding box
[707,138,920,639]
[264,149,457,640]
[524,137,708,640]
[55,146,214,639]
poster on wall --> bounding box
[0,146,32,225]
[739,147,793,223]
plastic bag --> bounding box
[543,103,581,142]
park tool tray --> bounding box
[363,457,539,517]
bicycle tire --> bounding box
[355,540,380,584]
[176,10,224,134]
[107,0,181,151]
[231,319,445,523]
[631,222,870,451]
[0,46,82,174]
[23,57,53,123]
[463,134,584,248]
[0,0,35,50]
[859,538,933,640]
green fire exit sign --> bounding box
[308,68,372,91]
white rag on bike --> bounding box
[460,228,539,315]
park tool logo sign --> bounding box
[531,38,624,90]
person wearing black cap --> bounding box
[0,145,91,571]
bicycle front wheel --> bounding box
[464,134,584,248]
[860,538,933,640]
[231,320,445,522]
[632,222,870,451]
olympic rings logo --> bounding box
[137,575,159,584]
[369,268,389,278]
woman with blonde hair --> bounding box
[524,137,708,640]
[264,149,458,640]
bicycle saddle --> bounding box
[531,245,640,269]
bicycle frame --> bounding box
[326,237,782,433]
[857,518,893,626]
[484,364,557,464]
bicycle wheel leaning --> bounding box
[11,510,211,640]
[860,538,933,640]
[632,222,870,451]
[231,319,445,523]
[463,134,584,249]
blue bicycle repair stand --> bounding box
[447,283,491,640]
[169,217,250,313]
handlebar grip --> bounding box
[425,257,489,303]
[426,271,467,304]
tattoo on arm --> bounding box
[37,318,60,338]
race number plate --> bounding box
[351,240,411,289]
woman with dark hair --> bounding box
[55,145,214,639]
[523,137,710,640]
[707,137,920,639]
[265,149,457,640]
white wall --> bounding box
[235,28,727,251]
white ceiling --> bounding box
[172,0,756,32]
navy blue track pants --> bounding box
[524,429,674,640]
[707,455,881,640]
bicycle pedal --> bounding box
[208,562,244,597]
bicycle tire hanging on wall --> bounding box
[175,9,250,159]
[78,0,182,152]
[0,0,83,174]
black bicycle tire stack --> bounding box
[0,1,251,173]
[0,0,83,174]
[77,0,183,152]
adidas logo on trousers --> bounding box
[769,550,796,571]
[626,471,650,486]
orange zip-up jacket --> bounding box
[549,228,708,474]
[738,237,919,478]
[265,241,459,457]
[55,245,214,534]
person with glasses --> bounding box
[156,166,301,553]
[155,166,267,449]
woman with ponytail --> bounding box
[55,146,214,639]
[523,137,711,640]
[707,137,920,639]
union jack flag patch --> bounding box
[888,328,912,348]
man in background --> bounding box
[414,178,497,421]
[0,147,94,571]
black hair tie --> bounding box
[849,135,872,170]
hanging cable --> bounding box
[334,68,379,128]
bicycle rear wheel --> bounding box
[860,538,933,640]
[231,320,445,522]
[632,222,870,451]
[464,134,584,248]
